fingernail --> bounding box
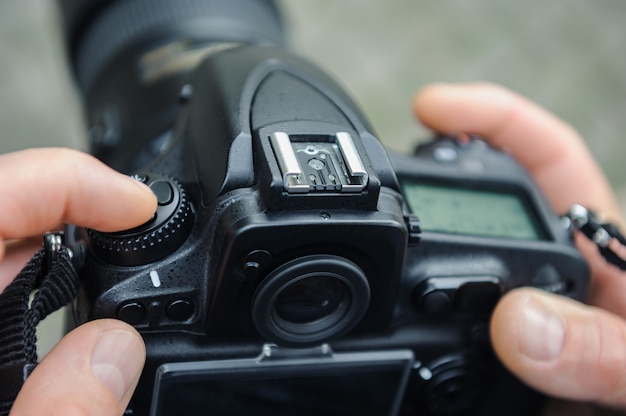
[521,297,566,361]
[91,330,145,402]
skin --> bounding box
[415,83,626,415]
[3,83,626,414]
[0,148,156,416]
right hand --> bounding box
[415,83,626,415]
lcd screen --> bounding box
[401,180,546,240]
[151,350,413,416]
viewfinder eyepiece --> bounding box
[251,255,371,346]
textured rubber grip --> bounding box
[74,0,284,90]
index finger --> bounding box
[0,148,157,257]
[413,83,622,225]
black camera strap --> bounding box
[562,204,626,271]
[0,232,78,416]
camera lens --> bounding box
[67,0,284,171]
[252,255,370,347]
[274,275,348,324]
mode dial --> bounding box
[88,173,194,266]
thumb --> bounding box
[491,288,626,408]
[10,319,145,416]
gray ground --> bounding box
[0,0,625,354]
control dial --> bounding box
[88,173,194,266]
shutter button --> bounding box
[150,180,174,205]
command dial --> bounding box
[88,173,194,266]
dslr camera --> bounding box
[60,0,588,414]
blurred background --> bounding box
[0,0,625,353]
[1,0,626,183]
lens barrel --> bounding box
[72,0,284,91]
[62,0,284,171]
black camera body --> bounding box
[61,1,589,415]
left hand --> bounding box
[0,148,156,415]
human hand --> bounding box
[414,83,626,415]
[0,148,157,415]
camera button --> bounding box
[117,301,146,325]
[242,262,262,280]
[416,276,502,315]
[422,354,485,414]
[241,250,273,281]
[166,299,194,322]
[454,281,502,313]
[149,179,174,205]
[421,291,452,314]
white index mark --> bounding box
[149,270,162,288]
